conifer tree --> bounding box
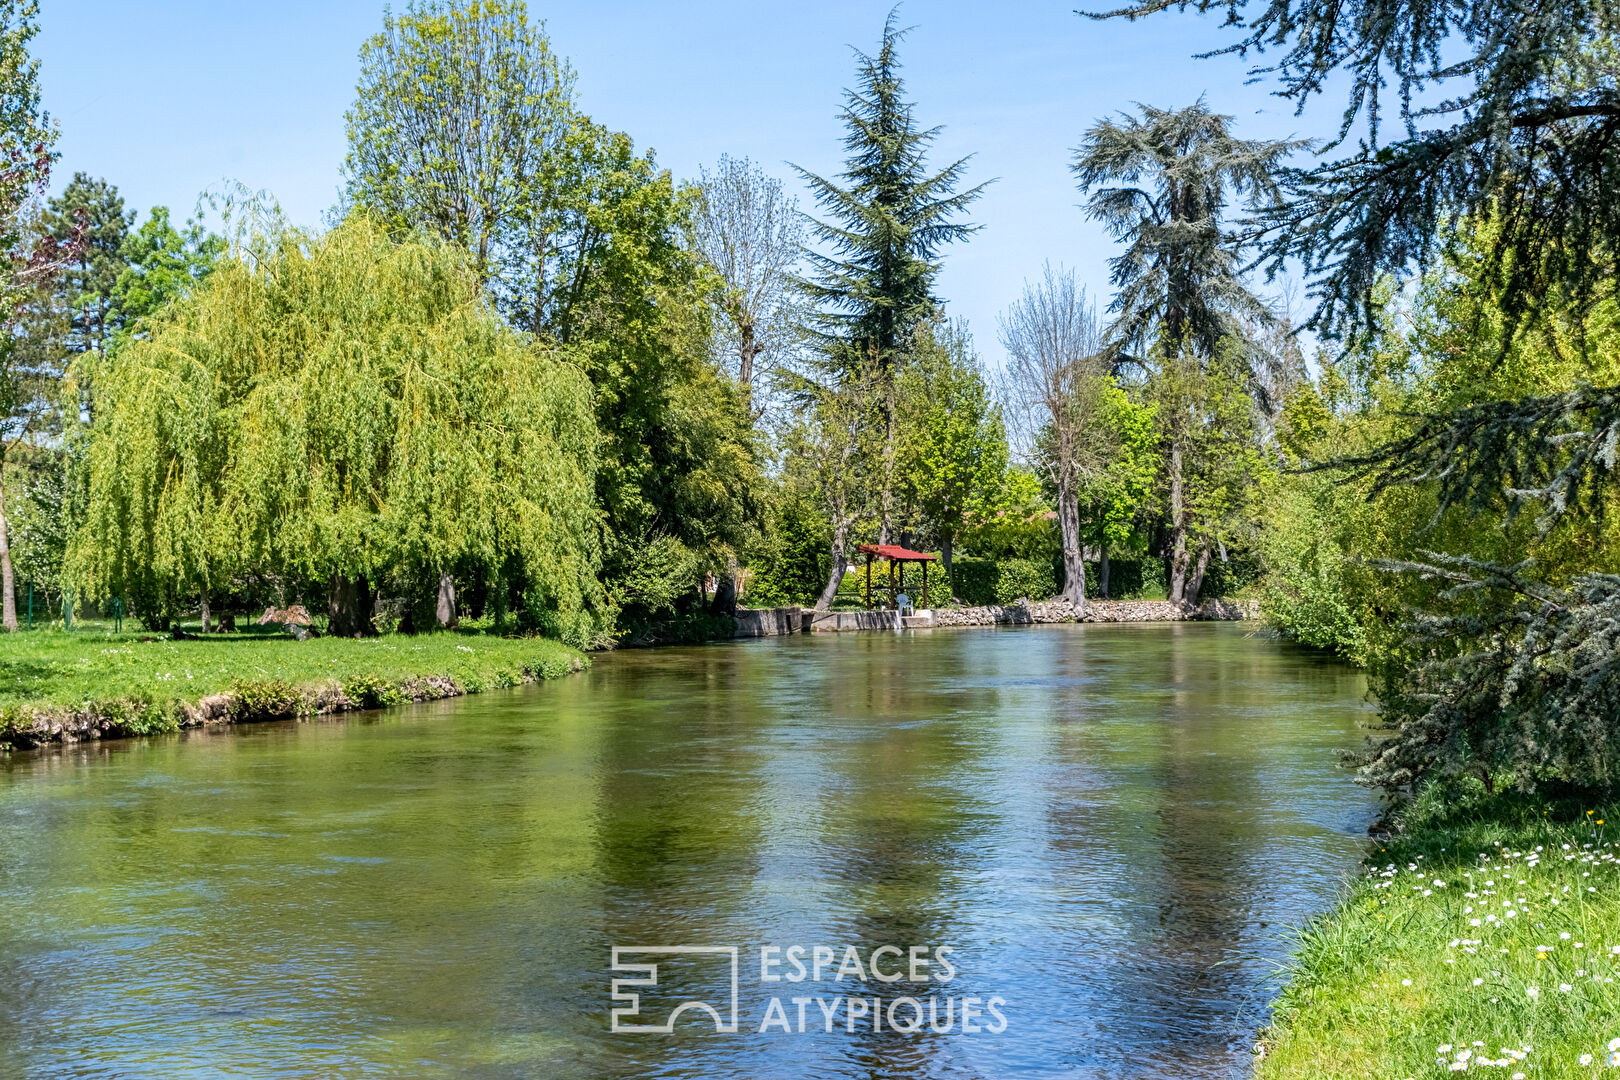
[1089,0,1620,339]
[793,9,988,542]
[1073,100,1293,604]
[41,174,132,357]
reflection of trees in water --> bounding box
[808,634,1007,1080]
[1033,625,1358,1078]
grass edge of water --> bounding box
[0,630,587,751]
[1255,785,1620,1080]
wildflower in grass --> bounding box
[1611,1039,1620,1052]
[1580,1053,1593,1065]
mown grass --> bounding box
[1258,785,1620,1080]
[0,623,585,747]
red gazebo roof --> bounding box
[856,544,937,562]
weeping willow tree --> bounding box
[70,216,604,644]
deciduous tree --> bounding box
[999,265,1110,611]
[690,155,805,420]
[71,217,604,644]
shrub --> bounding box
[229,679,303,722]
[341,674,406,710]
[951,557,1057,606]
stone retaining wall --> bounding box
[731,597,1255,636]
[733,607,805,637]
[930,597,1255,627]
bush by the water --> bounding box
[951,557,1057,605]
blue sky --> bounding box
[36,1,1344,368]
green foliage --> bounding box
[343,0,575,290]
[545,123,760,617]
[1256,223,1620,792]
[41,173,131,357]
[791,10,988,373]
[958,467,1059,561]
[1094,557,1164,600]
[1096,0,1620,338]
[9,453,65,596]
[1073,378,1158,550]
[898,317,1009,557]
[108,206,223,336]
[743,489,830,608]
[950,556,1057,606]
[339,672,407,710]
[70,216,605,647]
[1072,99,1297,364]
[229,678,303,721]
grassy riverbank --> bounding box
[1258,787,1620,1079]
[0,627,586,750]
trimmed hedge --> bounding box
[950,557,1057,606]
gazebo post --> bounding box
[889,558,896,609]
[921,559,927,608]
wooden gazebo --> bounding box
[856,544,938,610]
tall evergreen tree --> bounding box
[793,9,988,542]
[1073,100,1293,605]
[1092,1,1620,792]
[41,174,132,357]
[1089,0,1620,340]
[1073,99,1296,366]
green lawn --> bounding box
[0,623,585,748]
[1258,788,1620,1080]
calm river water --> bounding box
[0,622,1379,1079]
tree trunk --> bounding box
[878,379,896,545]
[329,574,376,638]
[436,572,458,629]
[0,474,14,631]
[1056,473,1088,614]
[1166,437,1189,607]
[1187,541,1212,608]
[200,597,211,635]
[711,555,738,617]
[738,322,760,417]
[940,534,953,584]
[1099,543,1110,599]
[815,521,852,612]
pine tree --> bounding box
[1072,99,1297,365]
[41,174,132,357]
[793,9,988,542]
[1089,0,1620,340]
[1073,100,1294,604]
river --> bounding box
[0,622,1380,1079]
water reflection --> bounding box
[0,623,1378,1079]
